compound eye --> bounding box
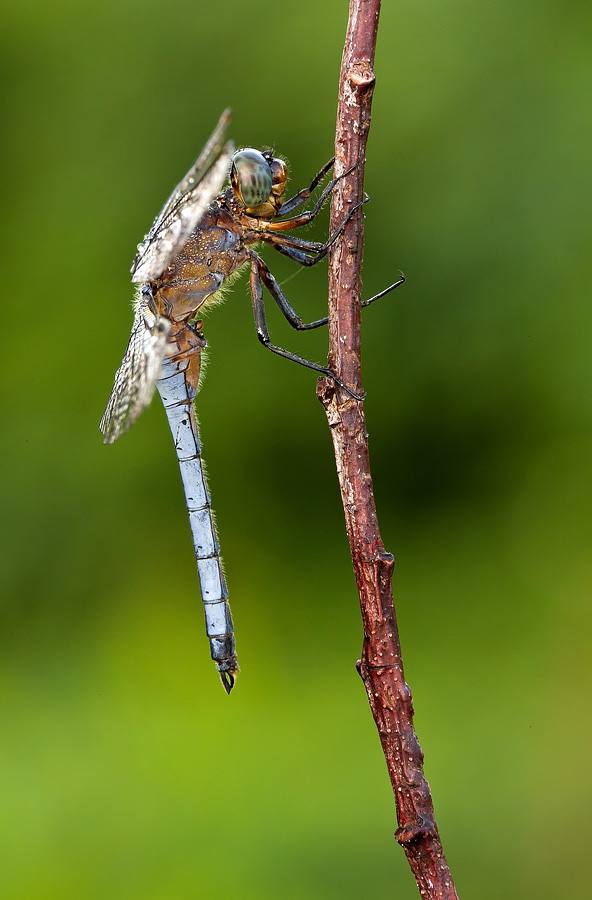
[231,149,272,207]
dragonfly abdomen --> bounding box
[157,326,238,692]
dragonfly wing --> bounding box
[145,108,232,228]
[131,109,234,283]
[100,296,171,444]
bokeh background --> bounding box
[1,1,590,897]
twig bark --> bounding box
[317,2,460,897]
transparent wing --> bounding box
[131,109,235,284]
[100,295,171,444]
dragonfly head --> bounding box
[230,148,288,219]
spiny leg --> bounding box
[256,255,406,331]
[259,195,369,266]
[259,233,326,265]
[255,252,330,331]
[277,157,335,217]
[359,271,406,309]
[248,252,363,400]
[264,162,359,233]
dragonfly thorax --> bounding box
[230,148,288,219]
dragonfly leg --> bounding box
[255,251,405,330]
[360,271,406,309]
[276,157,335,217]
[253,252,329,330]
[259,233,326,260]
[263,163,359,233]
[260,195,369,268]
[248,251,364,399]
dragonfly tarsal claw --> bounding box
[344,385,366,402]
[340,159,361,179]
[325,371,365,402]
[360,271,406,310]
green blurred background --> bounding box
[1,0,590,897]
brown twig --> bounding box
[317,2,460,897]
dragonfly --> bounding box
[100,109,404,693]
